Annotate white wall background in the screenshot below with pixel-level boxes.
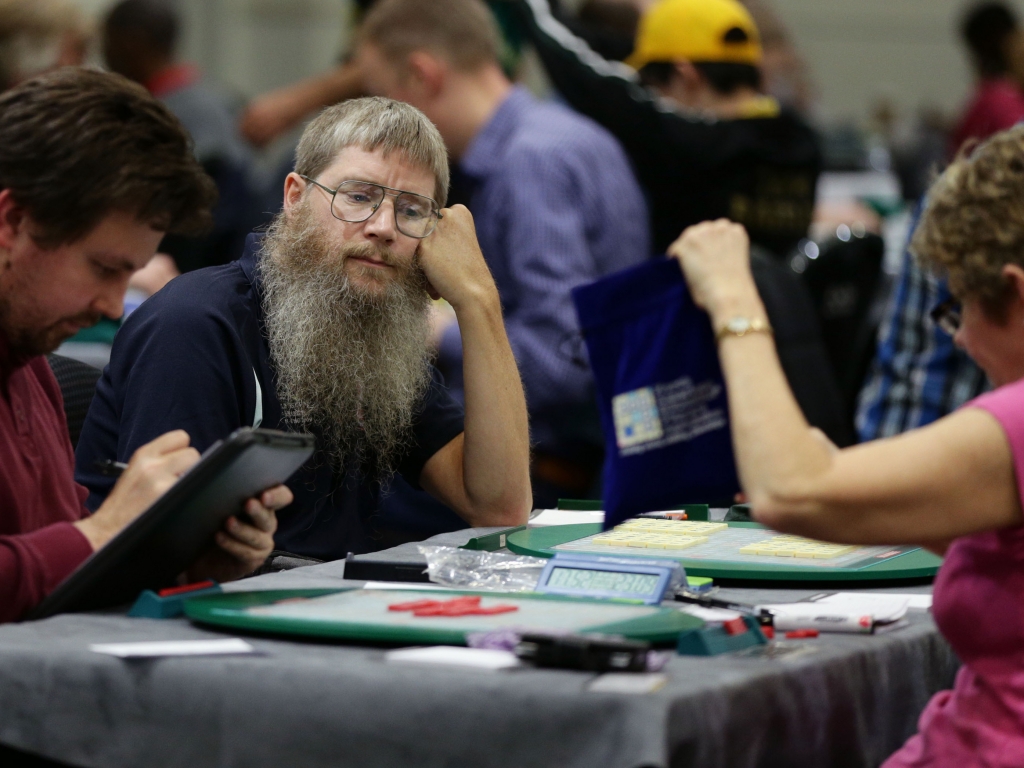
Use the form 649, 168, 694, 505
70, 0, 1024, 127
772, 0, 1024, 125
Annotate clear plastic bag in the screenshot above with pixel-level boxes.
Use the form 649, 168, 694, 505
417, 545, 547, 592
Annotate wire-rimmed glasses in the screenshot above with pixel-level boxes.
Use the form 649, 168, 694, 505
300, 175, 442, 239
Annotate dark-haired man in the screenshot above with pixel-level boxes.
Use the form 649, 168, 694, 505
76, 97, 532, 560
514, 0, 818, 258
0, 67, 292, 622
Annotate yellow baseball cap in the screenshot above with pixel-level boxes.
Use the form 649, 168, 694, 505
626, 0, 762, 70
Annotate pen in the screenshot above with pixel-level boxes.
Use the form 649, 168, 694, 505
673, 590, 769, 618
93, 459, 129, 478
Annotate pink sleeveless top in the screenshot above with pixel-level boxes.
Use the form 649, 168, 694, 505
883, 379, 1024, 767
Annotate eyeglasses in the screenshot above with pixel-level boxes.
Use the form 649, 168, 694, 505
930, 297, 962, 336
300, 176, 442, 239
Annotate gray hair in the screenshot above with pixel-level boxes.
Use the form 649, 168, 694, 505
294, 96, 450, 207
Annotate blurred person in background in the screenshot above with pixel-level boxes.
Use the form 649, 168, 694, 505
856, 199, 989, 441
104, 0, 256, 276
238, 0, 526, 152
950, 2, 1024, 157
0, 0, 89, 91
855, 3, 1024, 441
357, 0, 650, 506
513, 0, 850, 447
560, 0, 813, 111
513, 0, 819, 257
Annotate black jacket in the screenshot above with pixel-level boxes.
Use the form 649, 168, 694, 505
514, 0, 821, 257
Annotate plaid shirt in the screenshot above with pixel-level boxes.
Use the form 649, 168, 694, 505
855, 210, 988, 440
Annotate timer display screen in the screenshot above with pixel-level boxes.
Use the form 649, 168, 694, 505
546, 567, 662, 596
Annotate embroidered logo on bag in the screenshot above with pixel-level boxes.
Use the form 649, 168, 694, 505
613, 387, 664, 449
613, 378, 727, 457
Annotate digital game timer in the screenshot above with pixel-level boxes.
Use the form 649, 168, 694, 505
536, 552, 685, 605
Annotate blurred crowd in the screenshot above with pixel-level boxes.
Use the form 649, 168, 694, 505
1, 0, 1021, 510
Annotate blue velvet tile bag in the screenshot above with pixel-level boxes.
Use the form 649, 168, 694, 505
572, 257, 739, 529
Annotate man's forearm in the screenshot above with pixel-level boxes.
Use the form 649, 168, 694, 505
456, 293, 532, 524
290, 64, 364, 113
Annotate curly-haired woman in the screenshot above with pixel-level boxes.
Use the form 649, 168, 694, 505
670, 126, 1024, 766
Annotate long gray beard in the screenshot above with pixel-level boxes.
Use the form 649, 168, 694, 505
259, 204, 433, 478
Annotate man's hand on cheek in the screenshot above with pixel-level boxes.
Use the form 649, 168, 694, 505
416, 205, 500, 312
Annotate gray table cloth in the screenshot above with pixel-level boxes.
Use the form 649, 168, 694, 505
0, 529, 958, 768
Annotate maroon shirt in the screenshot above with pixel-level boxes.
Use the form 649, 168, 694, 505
0, 333, 93, 622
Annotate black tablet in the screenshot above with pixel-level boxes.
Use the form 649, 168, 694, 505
30, 428, 315, 619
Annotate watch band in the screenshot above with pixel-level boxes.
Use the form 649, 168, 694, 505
715, 316, 773, 341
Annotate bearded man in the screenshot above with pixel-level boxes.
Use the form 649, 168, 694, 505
75, 97, 532, 559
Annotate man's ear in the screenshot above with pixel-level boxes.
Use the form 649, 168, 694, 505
406, 51, 446, 99
282, 172, 307, 216
0, 188, 28, 252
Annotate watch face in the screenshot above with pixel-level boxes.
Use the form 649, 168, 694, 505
727, 317, 752, 334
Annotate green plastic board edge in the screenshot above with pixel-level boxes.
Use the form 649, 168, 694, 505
183, 588, 704, 645
460, 525, 527, 551
557, 499, 603, 511
675, 504, 709, 521
506, 524, 942, 583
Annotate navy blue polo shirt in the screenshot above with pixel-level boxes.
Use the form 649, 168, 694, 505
75, 234, 465, 559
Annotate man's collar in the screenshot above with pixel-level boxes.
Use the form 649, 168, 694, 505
0, 327, 30, 390
460, 86, 533, 179
239, 232, 264, 289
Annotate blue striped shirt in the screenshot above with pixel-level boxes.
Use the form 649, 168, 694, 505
856, 208, 988, 440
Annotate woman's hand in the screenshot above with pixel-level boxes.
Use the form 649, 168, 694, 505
667, 219, 760, 321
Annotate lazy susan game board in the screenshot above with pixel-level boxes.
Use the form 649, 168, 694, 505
506, 521, 941, 584
184, 588, 703, 645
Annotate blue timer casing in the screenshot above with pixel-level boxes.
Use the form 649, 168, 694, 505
536, 552, 684, 604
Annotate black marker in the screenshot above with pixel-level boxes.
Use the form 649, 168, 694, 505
92, 459, 129, 478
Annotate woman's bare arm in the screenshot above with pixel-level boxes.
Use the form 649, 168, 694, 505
669, 220, 1022, 545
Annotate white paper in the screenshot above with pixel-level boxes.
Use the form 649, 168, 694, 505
677, 605, 743, 623
385, 646, 521, 670
588, 673, 667, 694
361, 581, 453, 591
808, 593, 911, 621
90, 638, 256, 658
813, 592, 932, 611
529, 509, 605, 527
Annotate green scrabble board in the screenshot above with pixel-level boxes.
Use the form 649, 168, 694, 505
506, 524, 942, 584
184, 588, 704, 645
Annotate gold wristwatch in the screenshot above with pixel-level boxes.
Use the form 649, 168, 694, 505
715, 316, 773, 341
